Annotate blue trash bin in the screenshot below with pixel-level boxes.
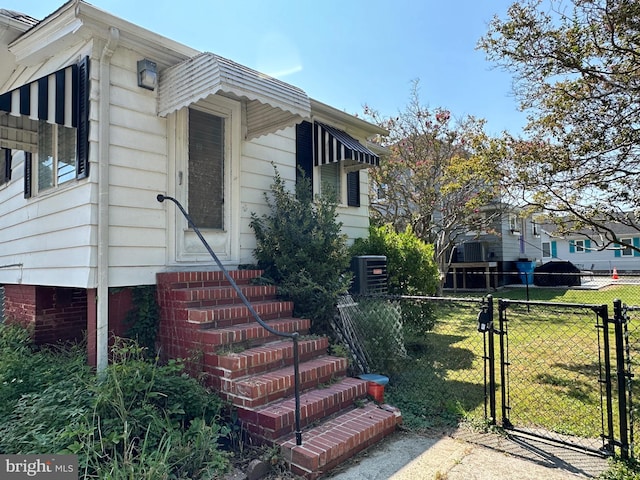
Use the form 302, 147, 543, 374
515, 261, 535, 285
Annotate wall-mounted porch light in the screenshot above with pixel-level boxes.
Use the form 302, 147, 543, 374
137, 59, 157, 90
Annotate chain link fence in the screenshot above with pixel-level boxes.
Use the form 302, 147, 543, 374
334, 294, 490, 429
333, 277, 640, 453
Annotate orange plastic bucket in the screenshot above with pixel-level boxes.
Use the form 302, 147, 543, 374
367, 381, 385, 403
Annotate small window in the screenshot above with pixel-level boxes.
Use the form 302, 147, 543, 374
621, 238, 633, 256
575, 240, 585, 253
542, 242, 551, 258
36, 121, 77, 192
320, 162, 341, 199
508, 214, 520, 234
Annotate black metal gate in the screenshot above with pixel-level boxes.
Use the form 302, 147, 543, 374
482, 297, 633, 458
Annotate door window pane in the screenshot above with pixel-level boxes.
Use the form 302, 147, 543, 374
188, 109, 225, 229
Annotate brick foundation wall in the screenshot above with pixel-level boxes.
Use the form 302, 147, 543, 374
3, 284, 37, 331
34, 287, 88, 344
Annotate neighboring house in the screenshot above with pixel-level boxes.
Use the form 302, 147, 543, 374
540, 225, 640, 274
448, 208, 540, 289
0, 2, 386, 363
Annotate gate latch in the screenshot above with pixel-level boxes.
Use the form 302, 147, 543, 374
477, 306, 492, 332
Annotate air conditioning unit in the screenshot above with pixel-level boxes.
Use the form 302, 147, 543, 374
350, 256, 388, 295
463, 242, 486, 262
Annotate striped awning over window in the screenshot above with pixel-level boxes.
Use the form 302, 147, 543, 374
0, 64, 79, 128
314, 121, 379, 167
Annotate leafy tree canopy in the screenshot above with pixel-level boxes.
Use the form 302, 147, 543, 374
479, 0, 640, 250
365, 81, 506, 290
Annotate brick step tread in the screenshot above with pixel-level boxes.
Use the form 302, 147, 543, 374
210, 337, 329, 378
167, 284, 278, 306
278, 402, 401, 478
222, 356, 348, 408
239, 377, 368, 440
157, 270, 263, 288
187, 300, 294, 326
200, 317, 311, 347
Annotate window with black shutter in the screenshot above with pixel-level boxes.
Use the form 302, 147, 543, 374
1, 148, 10, 185
347, 171, 360, 207
296, 121, 314, 197
12, 57, 90, 198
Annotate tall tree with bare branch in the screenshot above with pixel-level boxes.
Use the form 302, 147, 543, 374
479, 0, 640, 252
366, 81, 505, 292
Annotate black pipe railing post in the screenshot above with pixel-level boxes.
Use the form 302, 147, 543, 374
292, 332, 302, 445
157, 194, 303, 445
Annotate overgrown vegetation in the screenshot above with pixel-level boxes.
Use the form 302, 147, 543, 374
250, 166, 351, 334
345, 225, 440, 371
123, 285, 160, 355
0, 326, 229, 479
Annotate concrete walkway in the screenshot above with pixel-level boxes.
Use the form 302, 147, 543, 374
325, 428, 610, 480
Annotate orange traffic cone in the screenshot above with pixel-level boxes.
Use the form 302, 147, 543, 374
612, 268, 619, 280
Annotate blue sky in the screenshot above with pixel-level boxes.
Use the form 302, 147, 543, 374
5, 0, 525, 136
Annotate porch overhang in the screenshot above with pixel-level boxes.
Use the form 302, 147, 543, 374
158, 52, 311, 140
314, 121, 380, 169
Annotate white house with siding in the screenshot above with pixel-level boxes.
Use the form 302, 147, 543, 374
0, 2, 386, 366
540, 226, 640, 274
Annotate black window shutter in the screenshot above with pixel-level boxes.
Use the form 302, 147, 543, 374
24, 152, 32, 198
4, 148, 11, 182
296, 121, 314, 196
347, 170, 360, 207
76, 56, 90, 180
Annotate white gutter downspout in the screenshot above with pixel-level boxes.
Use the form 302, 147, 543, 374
96, 26, 120, 372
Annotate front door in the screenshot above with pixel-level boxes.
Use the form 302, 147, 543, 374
171, 97, 240, 264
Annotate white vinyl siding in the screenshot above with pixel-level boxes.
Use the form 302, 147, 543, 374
106, 50, 168, 286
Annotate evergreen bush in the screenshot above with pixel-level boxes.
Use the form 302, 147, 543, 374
250, 167, 351, 334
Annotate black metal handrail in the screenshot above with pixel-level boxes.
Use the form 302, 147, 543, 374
157, 194, 303, 445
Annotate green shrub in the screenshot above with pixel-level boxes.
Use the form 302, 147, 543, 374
0, 326, 228, 479
350, 224, 439, 296
350, 225, 439, 333
123, 286, 160, 356
70, 340, 228, 479
250, 167, 351, 334
0, 324, 89, 422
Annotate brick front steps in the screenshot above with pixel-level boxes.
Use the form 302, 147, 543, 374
157, 270, 401, 479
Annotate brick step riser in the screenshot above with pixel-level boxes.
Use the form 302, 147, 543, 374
280, 403, 401, 479
200, 318, 311, 347
157, 270, 264, 289
220, 357, 348, 409
209, 338, 329, 379
239, 379, 368, 441
187, 301, 294, 327
168, 285, 279, 308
